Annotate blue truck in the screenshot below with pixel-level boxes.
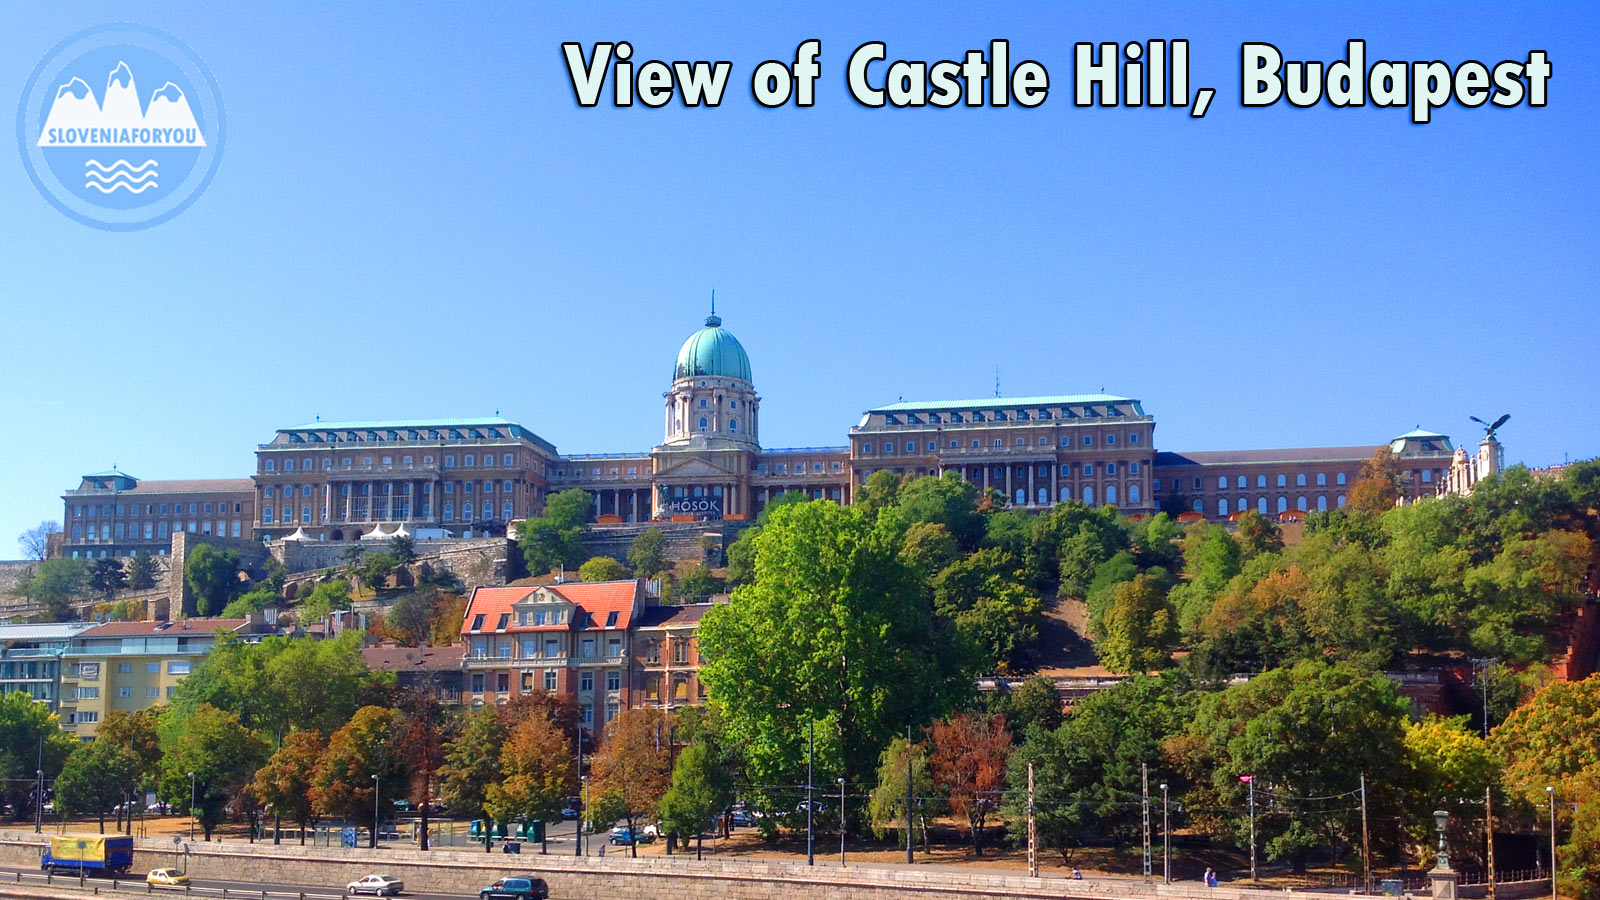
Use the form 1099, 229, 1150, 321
41, 835, 135, 876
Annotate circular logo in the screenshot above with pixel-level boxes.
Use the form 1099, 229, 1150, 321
16, 24, 225, 231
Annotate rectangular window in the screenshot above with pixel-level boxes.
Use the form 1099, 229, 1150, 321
606, 670, 621, 692
78, 687, 99, 699
1129, 433, 1140, 444
118, 687, 131, 698
580, 672, 594, 691
146, 688, 159, 699
79, 711, 97, 724
1130, 462, 1140, 474
145, 662, 159, 674
1083, 435, 1093, 446
544, 670, 557, 691
167, 661, 191, 675
117, 663, 132, 674
471, 674, 485, 693
581, 704, 594, 725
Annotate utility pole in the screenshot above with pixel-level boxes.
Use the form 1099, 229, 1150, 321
1485, 786, 1497, 900
1142, 763, 1152, 880
1027, 762, 1038, 878
904, 725, 914, 865
1360, 774, 1372, 896
806, 719, 815, 867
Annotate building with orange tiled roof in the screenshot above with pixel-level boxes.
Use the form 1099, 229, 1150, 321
460, 579, 646, 729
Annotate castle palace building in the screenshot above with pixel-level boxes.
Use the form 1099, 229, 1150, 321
62, 311, 1466, 550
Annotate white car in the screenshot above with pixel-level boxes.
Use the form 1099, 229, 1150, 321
347, 874, 404, 896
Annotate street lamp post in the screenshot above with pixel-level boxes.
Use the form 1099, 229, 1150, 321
837, 778, 846, 867
1160, 783, 1170, 884
580, 775, 590, 857
1547, 786, 1557, 900
187, 772, 196, 841
34, 769, 43, 834
371, 774, 380, 849
806, 720, 815, 867
1435, 810, 1451, 871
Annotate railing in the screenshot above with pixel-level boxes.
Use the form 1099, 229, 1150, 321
5, 868, 344, 899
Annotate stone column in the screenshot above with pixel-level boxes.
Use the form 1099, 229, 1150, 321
982, 466, 990, 491
1004, 465, 1012, 501
1027, 464, 1035, 506
1050, 460, 1058, 503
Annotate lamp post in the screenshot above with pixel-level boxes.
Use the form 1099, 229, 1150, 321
806, 719, 815, 867
371, 774, 380, 849
1160, 783, 1170, 884
1547, 786, 1557, 900
34, 769, 42, 834
837, 778, 846, 867
187, 772, 196, 841
580, 775, 590, 857
1427, 808, 1460, 900
1434, 810, 1451, 871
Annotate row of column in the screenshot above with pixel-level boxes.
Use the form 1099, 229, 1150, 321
592, 488, 653, 522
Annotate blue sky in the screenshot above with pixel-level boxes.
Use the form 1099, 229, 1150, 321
2, 2, 1596, 555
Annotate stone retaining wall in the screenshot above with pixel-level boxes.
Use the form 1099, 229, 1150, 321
0, 830, 1470, 900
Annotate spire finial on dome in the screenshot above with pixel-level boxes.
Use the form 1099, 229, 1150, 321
711, 289, 715, 316
705, 290, 721, 327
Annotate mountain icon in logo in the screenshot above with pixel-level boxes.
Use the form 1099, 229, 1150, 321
38, 60, 205, 147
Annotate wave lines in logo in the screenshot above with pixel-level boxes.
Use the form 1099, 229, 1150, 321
83, 157, 157, 192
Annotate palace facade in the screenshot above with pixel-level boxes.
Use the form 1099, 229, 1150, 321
60, 310, 1463, 549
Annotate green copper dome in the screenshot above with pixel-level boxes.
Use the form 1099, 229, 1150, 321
674, 314, 752, 383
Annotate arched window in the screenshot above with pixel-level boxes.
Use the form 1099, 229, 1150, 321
1337, 472, 1347, 485
1260, 475, 1270, 488
1037, 488, 1048, 505
1296, 473, 1307, 487
1258, 497, 1268, 514
1218, 476, 1227, 489
1276, 496, 1287, 513
729, 418, 739, 433
1219, 498, 1229, 516
1060, 487, 1072, 502
1317, 495, 1328, 511
1014, 489, 1025, 505
1084, 486, 1095, 506
1275, 474, 1285, 487
1192, 499, 1204, 513
1297, 495, 1307, 511
1237, 475, 1247, 489
1337, 494, 1347, 508
503, 500, 513, 519
463, 502, 473, 520
698, 417, 708, 431
1106, 485, 1118, 506
1128, 484, 1141, 503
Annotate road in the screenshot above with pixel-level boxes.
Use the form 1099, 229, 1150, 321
0, 864, 476, 900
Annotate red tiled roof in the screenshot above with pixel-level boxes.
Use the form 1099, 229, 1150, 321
459, 580, 640, 636
82, 618, 249, 637
362, 644, 464, 672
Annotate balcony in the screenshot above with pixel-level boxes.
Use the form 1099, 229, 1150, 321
322, 463, 443, 479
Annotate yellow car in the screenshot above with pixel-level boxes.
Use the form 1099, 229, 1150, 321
146, 868, 190, 886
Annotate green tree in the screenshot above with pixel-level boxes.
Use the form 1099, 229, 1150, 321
899, 522, 961, 578
1170, 661, 1410, 873
897, 473, 986, 550
169, 630, 378, 740
1234, 509, 1285, 559
1005, 674, 1192, 862
0, 690, 78, 817
311, 706, 411, 846
98, 708, 162, 786
990, 675, 1064, 737
724, 526, 759, 588
10, 558, 87, 621
578, 556, 629, 582
157, 703, 270, 840
221, 585, 280, 618
437, 706, 507, 849
358, 553, 399, 591
676, 563, 720, 602
1097, 573, 1178, 673
252, 730, 326, 844
867, 735, 936, 844
300, 579, 353, 625
518, 489, 591, 576
698, 500, 969, 813
1402, 717, 1499, 867
627, 529, 671, 580
855, 470, 906, 523
55, 739, 138, 832
382, 587, 440, 647
658, 742, 734, 854
1348, 448, 1407, 514
88, 557, 126, 598
183, 543, 242, 617
930, 548, 1043, 673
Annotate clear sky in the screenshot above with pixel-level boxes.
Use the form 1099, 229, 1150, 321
3, 2, 1596, 555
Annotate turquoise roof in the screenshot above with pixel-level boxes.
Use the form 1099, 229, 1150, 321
675, 315, 752, 383
871, 394, 1138, 413
281, 417, 522, 432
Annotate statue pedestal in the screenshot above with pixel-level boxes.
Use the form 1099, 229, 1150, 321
1428, 868, 1458, 900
